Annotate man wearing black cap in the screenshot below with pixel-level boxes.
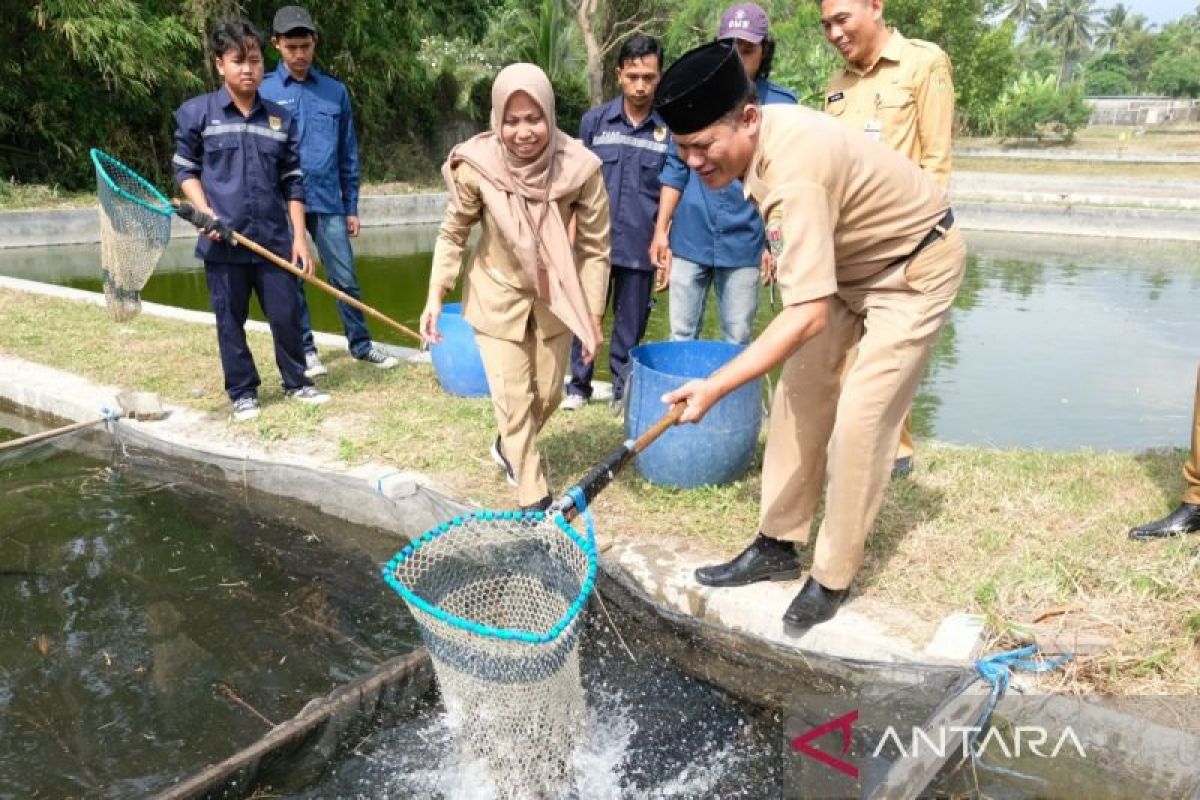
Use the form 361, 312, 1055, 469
655, 40, 965, 632
261, 5, 399, 379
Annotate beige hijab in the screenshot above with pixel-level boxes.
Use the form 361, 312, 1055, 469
441, 63, 601, 352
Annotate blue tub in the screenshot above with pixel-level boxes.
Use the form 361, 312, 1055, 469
624, 340, 762, 488
430, 303, 490, 397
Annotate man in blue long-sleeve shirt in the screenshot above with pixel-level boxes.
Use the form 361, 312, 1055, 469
173, 18, 329, 421
260, 5, 398, 378
563, 35, 670, 411
651, 3, 797, 346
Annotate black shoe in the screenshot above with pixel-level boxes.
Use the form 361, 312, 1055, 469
1129, 502, 1200, 541
783, 576, 849, 634
694, 533, 801, 588
891, 456, 913, 479
520, 495, 552, 513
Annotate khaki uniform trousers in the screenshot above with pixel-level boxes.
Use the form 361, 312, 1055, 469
760, 228, 966, 590
475, 316, 572, 506
1183, 366, 1200, 505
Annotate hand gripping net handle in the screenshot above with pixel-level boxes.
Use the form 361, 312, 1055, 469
552, 401, 686, 520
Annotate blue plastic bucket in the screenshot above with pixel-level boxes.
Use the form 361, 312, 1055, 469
624, 340, 762, 488
430, 303, 490, 397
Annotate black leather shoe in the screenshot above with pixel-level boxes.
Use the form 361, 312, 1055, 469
783, 576, 849, 634
891, 456, 914, 479
1129, 502, 1200, 540
695, 534, 801, 587
520, 495, 552, 513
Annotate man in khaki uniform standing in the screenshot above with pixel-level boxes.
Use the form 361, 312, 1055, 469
654, 40, 965, 631
820, 0, 954, 478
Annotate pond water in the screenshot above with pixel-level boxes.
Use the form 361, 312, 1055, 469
0, 418, 418, 798
1, 228, 1197, 451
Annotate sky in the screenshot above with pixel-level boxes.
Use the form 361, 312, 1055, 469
1117, 0, 1196, 26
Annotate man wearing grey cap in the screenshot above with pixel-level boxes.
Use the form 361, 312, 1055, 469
654, 40, 965, 632
650, 3, 796, 348
260, 5, 399, 378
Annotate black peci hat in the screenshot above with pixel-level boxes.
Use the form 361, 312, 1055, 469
654, 40, 751, 135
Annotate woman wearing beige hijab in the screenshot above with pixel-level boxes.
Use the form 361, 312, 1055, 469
421, 63, 612, 510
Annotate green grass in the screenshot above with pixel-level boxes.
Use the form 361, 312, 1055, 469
1, 288, 1198, 695
0, 180, 95, 211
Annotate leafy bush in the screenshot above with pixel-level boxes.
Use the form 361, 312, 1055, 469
990, 72, 1092, 142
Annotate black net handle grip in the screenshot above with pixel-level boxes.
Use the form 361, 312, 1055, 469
555, 402, 686, 521
172, 200, 235, 245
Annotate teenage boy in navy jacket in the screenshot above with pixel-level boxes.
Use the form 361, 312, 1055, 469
173, 18, 330, 421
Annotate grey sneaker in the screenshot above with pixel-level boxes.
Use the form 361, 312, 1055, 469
356, 346, 399, 370
561, 393, 587, 411
231, 396, 260, 421
304, 351, 328, 378
285, 385, 331, 405
490, 435, 517, 487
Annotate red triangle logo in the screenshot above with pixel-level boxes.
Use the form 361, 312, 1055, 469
791, 709, 860, 779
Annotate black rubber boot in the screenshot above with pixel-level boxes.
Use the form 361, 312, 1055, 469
695, 533, 802, 588
783, 576, 849, 634
1129, 502, 1200, 540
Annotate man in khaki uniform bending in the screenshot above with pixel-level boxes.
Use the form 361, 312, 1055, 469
821, 0, 954, 478
654, 40, 965, 631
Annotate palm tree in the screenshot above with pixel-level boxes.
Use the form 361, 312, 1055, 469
1036, 0, 1099, 83
1095, 3, 1149, 50
1004, 0, 1045, 30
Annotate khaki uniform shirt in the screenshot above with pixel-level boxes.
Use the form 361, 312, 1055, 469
824, 30, 953, 188
743, 105, 950, 306
430, 162, 611, 342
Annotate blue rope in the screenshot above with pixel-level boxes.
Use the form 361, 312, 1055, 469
969, 645, 1073, 750
565, 486, 596, 547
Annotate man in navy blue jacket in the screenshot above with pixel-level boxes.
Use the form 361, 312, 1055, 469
260, 5, 398, 378
564, 35, 670, 411
173, 18, 329, 421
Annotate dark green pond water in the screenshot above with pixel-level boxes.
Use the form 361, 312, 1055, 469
0, 417, 418, 798
2, 227, 1198, 451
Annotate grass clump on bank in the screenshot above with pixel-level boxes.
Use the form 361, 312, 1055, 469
0, 288, 1197, 695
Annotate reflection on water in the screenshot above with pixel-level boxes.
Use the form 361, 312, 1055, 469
1, 228, 1197, 451
0, 428, 417, 798
917, 232, 1200, 451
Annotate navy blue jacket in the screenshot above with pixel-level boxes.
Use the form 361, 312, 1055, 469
579, 98, 670, 271
172, 87, 305, 264
260, 63, 360, 217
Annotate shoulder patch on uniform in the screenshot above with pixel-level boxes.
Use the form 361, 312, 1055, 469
766, 209, 785, 258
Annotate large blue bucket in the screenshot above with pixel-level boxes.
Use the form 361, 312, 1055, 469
430, 303, 490, 397
624, 341, 762, 488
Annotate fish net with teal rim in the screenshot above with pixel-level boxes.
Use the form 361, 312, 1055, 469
89, 149, 174, 322
383, 505, 597, 798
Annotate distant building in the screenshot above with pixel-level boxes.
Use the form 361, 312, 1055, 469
1087, 96, 1200, 126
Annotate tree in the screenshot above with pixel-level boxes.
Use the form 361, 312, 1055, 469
1095, 3, 1148, 51
1147, 50, 1200, 97
1003, 0, 1044, 30
563, 0, 668, 106
1035, 0, 1098, 84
